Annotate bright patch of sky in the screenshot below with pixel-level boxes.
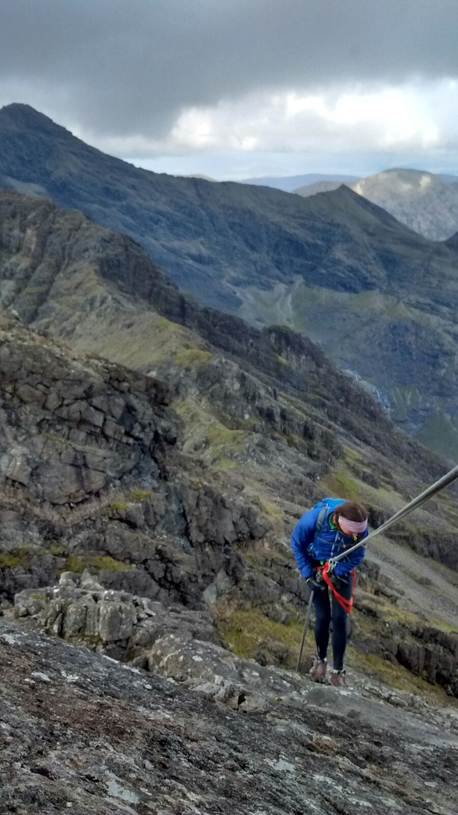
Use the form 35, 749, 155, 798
110, 79, 458, 179
0, 0, 457, 180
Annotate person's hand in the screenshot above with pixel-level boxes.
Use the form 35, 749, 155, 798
306, 574, 325, 592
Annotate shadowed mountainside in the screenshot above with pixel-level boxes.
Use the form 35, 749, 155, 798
0, 105, 457, 458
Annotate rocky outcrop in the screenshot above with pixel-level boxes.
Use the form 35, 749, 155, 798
12, 573, 307, 711
11, 573, 458, 698
0, 312, 269, 606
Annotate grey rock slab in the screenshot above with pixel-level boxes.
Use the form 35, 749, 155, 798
1, 619, 457, 815
98, 601, 137, 642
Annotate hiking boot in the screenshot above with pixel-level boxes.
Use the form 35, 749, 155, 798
309, 657, 327, 682
330, 669, 346, 688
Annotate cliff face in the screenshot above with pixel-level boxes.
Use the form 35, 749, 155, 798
0, 310, 270, 610
0, 105, 458, 456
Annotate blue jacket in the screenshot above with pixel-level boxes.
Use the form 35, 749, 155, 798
291, 497, 368, 579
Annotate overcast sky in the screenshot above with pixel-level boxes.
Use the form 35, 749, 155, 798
1, 0, 458, 179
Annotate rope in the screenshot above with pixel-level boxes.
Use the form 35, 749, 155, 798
328, 463, 458, 572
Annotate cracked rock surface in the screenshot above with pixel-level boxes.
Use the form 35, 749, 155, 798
1, 619, 457, 815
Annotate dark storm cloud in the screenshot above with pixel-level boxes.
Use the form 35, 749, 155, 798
0, 0, 457, 138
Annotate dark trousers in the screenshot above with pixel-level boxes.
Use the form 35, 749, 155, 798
312, 576, 353, 671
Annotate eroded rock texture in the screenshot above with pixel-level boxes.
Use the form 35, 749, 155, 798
1, 619, 457, 815
0, 312, 268, 607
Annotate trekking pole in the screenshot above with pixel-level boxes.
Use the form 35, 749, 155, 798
296, 589, 314, 672
329, 463, 458, 571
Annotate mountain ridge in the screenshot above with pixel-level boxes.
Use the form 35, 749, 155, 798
241, 172, 359, 192
295, 167, 458, 241
0, 104, 457, 457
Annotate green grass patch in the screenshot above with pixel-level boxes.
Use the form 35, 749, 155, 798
343, 445, 364, 463
64, 554, 130, 573
217, 606, 302, 662
89, 555, 131, 571
321, 465, 361, 501
127, 488, 152, 502
218, 459, 240, 470
174, 348, 213, 367
414, 410, 458, 461
207, 426, 246, 448
48, 542, 65, 556
348, 648, 455, 705
260, 500, 283, 521
372, 601, 424, 628
430, 616, 458, 634
155, 316, 175, 331
275, 353, 290, 367
0, 552, 26, 569
103, 500, 128, 513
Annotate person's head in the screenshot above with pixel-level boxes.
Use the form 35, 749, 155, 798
333, 501, 368, 536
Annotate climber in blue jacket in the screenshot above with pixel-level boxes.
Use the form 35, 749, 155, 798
291, 497, 369, 687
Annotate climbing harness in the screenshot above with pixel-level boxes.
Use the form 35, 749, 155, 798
297, 463, 458, 672
319, 562, 356, 614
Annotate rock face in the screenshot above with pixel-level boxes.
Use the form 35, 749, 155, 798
0, 197, 457, 700
0, 212, 457, 707
0, 311, 268, 607
1, 618, 458, 815
0, 196, 457, 570
0, 200, 458, 699
0, 105, 458, 454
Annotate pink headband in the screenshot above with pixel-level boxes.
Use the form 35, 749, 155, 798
338, 517, 368, 535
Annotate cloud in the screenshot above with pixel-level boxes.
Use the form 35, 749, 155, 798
81, 79, 458, 166
0, 0, 457, 142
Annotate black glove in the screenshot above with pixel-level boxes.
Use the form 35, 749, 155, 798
306, 574, 325, 592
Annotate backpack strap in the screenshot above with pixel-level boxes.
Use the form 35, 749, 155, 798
307, 505, 328, 556
315, 505, 328, 534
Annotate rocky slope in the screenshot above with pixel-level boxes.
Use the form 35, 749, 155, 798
0, 308, 270, 611
295, 168, 458, 241
10, 571, 458, 700
1, 617, 457, 815
0, 106, 457, 457
1, 195, 458, 700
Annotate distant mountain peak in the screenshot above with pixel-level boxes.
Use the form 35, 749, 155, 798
0, 103, 70, 135
1, 102, 49, 120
